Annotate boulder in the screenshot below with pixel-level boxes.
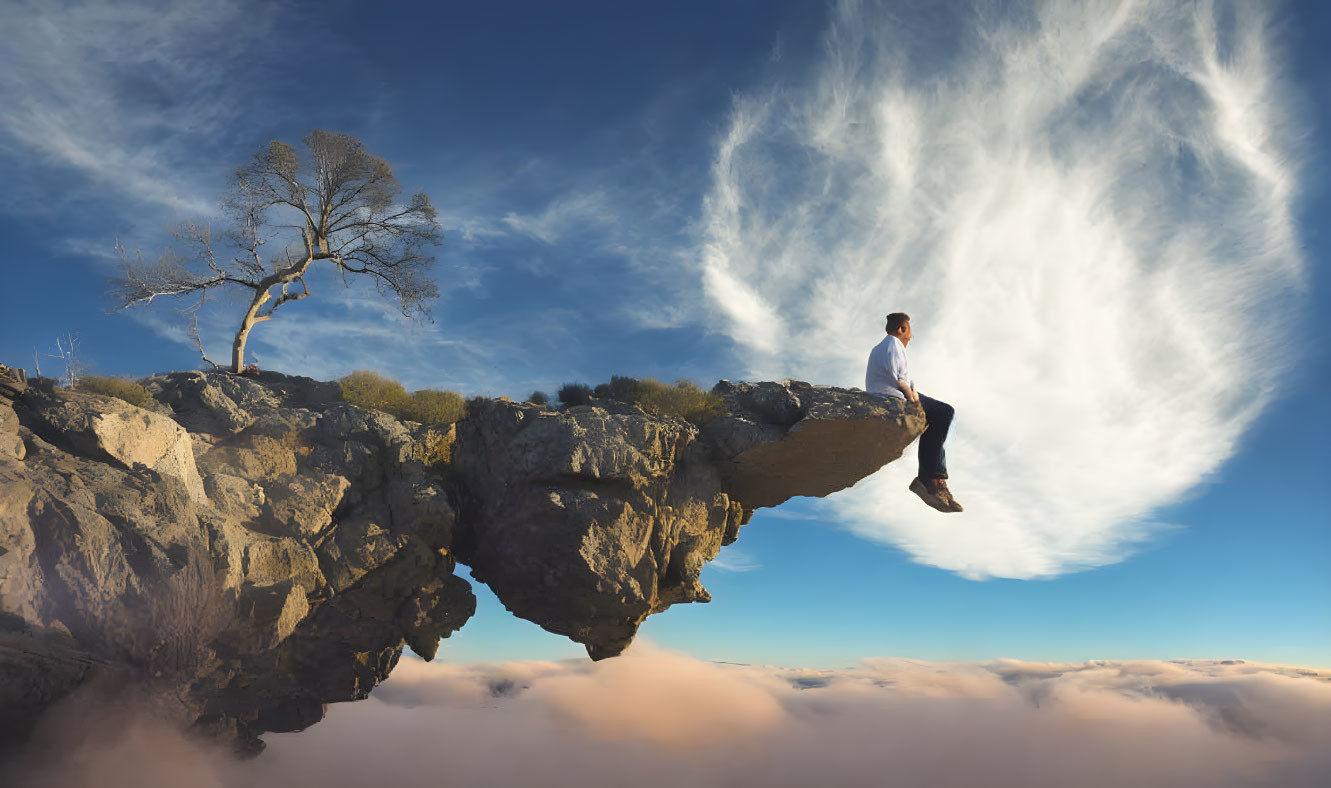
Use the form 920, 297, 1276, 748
0, 364, 25, 404
452, 400, 723, 659
0, 404, 22, 460
18, 389, 207, 504
221, 580, 310, 654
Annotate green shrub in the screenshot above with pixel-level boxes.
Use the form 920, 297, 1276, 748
528, 390, 549, 406
593, 375, 640, 401
558, 382, 593, 407
78, 376, 155, 409
340, 370, 410, 413
339, 371, 466, 425
631, 378, 724, 424
401, 388, 466, 425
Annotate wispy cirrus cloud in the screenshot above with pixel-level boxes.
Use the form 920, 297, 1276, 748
699, 0, 1306, 578
502, 190, 616, 245
493, 175, 710, 335
708, 548, 762, 573
0, 0, 275, 217
10, 648, 1330, 787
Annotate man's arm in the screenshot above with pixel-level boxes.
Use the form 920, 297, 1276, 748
887, 343, 919, 403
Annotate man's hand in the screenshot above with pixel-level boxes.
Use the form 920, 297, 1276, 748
899, 380, 920, 404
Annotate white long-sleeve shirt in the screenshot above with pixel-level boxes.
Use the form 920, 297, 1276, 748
865, 334, 912, 399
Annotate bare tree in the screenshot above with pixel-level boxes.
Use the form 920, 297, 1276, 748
114, 130, 442, 372
44, 332, 83, 389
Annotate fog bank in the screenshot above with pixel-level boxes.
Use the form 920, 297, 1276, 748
8, 646, 1328, 787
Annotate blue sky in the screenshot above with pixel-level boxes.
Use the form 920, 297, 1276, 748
0, 0, 1326, 668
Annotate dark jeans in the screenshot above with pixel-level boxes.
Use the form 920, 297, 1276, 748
917, 394, 953, 480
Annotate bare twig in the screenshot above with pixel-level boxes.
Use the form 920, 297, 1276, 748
45, 333, 82, 388
179, 292, 222, 370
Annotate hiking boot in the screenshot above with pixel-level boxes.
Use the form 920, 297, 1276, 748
909, 477, 963, 513
931, 478, 964, 512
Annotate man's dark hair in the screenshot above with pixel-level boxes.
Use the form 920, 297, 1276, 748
885, 312, 911, 334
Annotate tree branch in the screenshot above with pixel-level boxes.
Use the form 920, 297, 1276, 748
261, 276, 311, 318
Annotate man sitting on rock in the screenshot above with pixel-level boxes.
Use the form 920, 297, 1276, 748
865, 312, 962, 513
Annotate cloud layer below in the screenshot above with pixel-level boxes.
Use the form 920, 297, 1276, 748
8, 647, 1330, 787
699, 0, 1306, 578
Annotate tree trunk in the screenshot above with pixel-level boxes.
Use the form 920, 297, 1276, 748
231, 288, 273, 373
230, 329, 249, 374
229, 255, 316, 373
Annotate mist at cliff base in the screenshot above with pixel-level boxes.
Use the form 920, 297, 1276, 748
6, 646, 1329, 788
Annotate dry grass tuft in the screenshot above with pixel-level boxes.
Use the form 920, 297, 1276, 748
339, 371, 466, 425
564, 375, 723, 424
411, 427, 453, 467
630, 378, 724, 424
78, 376, 155, 409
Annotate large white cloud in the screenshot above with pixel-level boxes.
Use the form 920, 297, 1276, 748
699, 0, 1306, 578
8, 648, 1329, 787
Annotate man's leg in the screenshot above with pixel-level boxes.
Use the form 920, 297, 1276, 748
909, 394, 962, 512
917, 394, 954, 480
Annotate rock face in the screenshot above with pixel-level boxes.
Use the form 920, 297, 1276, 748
0, 371, 922, 754
0, 365, 26, 461
453, 380, 922, 660
706, 380, 923, 508
1, 372, 472, 755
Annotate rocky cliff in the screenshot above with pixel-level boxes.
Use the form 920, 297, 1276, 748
0, 369, 922, 754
